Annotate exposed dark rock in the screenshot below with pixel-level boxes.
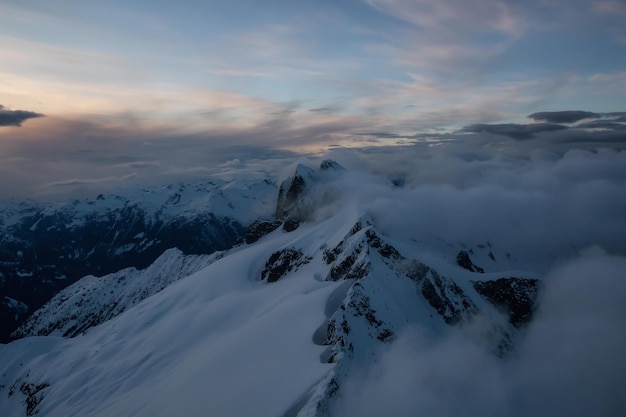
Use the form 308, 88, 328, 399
0, 205, 245, 342
282, 218, 300, 232
245, 220, 282, 244
20, 382, 50, 416
365, 230, 400, 260
275, 169, 310, 220
319, 159, 344, 172
261, 248, 311, 283
473, 278, 540, 327
421, 270, 477, 325
328, 252, 371, 281
377, 329, 394, 342
406, 260, 430, 282
456, 250, 485, 273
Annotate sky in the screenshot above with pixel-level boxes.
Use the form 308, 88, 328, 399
0, 0, 625, 199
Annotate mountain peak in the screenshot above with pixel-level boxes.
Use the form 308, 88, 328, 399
320, 159, 345, 172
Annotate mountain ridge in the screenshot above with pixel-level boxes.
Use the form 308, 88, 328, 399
1, 160, 543, 417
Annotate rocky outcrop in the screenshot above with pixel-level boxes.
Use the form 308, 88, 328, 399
473, 278, 540, 327
420, 270, 478, 325
261, 248, 311, 283
244, 220, 283, 244
275, 160, 345, 221
275, 165, 315, 220
456, 250, 485, 273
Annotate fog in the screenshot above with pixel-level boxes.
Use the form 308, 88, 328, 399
337, 252, 626, 417
304, 145, 626, 273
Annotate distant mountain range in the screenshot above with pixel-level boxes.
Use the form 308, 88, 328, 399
0, 177, 276, 342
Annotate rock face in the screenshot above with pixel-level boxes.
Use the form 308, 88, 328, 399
0, 177, 276, 342
244, 220, 283, 244
275, 160, 345, 222
261, 248, 311, 283
275, 164, 315, 220
473, 278, 540, 327
419, 270, 477, 325
456, 250, 485, 273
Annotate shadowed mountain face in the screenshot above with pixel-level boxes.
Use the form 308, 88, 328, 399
0, 178, 276, 342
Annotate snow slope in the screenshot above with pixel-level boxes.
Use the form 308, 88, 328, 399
11, 248, 221, 339
0, 197, 538, 416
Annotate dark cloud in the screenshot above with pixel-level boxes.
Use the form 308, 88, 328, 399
528, 111, 598, 124
0, 104, 44, 127
577, 121, 626, 131
309, 107, 333, 113
1, 108, 625, 200
460, 123, 568, 140
356, 132, 410, 139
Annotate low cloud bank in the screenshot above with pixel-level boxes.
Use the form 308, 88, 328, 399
336, 252, 626, 417
321, 146, 626, 271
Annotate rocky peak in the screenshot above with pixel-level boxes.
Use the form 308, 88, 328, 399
274, 161, 346, 221
319, 159, 345, 172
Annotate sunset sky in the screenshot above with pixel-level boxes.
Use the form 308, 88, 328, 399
1, 0, 625, 198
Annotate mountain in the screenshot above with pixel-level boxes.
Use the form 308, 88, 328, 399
11, 248, 221, 339
0, 176, 277, 342
0, 160, 545, 416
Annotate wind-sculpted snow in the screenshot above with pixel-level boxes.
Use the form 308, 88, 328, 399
0, 198, 541, 417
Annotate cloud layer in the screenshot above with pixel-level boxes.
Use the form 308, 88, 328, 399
1, 108, 625, 200
336, 252, 626, 417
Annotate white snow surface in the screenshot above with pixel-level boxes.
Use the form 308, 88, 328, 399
3, 156, 622, 417
12, 248, 221, 339
0, 203, 534, 417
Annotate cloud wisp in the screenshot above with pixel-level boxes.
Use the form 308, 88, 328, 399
0, 104, 44, 127
460, 123, 568, 140
527, 111, 598, 124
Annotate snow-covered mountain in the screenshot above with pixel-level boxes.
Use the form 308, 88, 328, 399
0, 176, 277, 342
0, 161, 545, 417
11, 248, 222, 339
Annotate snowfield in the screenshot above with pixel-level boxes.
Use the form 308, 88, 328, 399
1, 155, 625, 417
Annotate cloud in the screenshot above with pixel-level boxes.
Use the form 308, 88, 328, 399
336, 253, 626, 417
0, 104, 44, 126
592, 0, 626, 16
322, 145, 626, 273
603, 112, 626, 122
1, 108, 625, 200
527, 111, 598, 124
41, 173, 138, 188
577, 121, 626, 131
460, 123, 568, 140
366, 0, 526, 39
